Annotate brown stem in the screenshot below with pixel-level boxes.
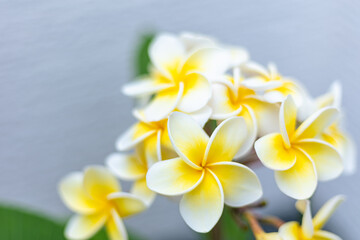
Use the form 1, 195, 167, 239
244, 211, 265, 236
210, 219, 221, 240
258, 216, 285, 229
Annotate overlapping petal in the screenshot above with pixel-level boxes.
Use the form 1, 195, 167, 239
83, 166, 120, 202
205, 117, 248, 165
108, 192, 146, 218
208, 162, 262, 207
122, 77, 172, 97
65, 212, 107, 240
313, 195, 345, 230
179, 170, 224, 233
131, 178, 156, 206
106, 209, 128, 240
116, 122, 156, 151
274, 151, 317, 200
255, 133, 296, 171
106, 153, 146, 181
149, 33, 185, 79
146, 158, 204, 196
168, 112, 209, 168
143, 84, 184, 122
295, 140, 343, 181
293, 107, 339, 140
279, 96, 297, 146
59, 172, 101, 214
177, 72, 211, 113
278, 221, 300, 240
313, 230, 341, 240
301, 200, 314, 238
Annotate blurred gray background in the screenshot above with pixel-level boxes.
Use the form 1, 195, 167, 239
1, 0, 359, 239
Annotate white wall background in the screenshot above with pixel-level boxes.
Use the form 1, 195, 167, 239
0, 0, 359, 239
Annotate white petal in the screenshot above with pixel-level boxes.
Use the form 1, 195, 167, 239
65, 212, 107, 240
209, 83, 242, 120
279, 95, 297, 147
293, 107, 339, 140
313, 195, 345, 230
255, 133, 296, 171
177, 72, 211, 113
295, 140, 343, 181
83, 166, 121, 202
168, 112, 209, 168
278, 221, 300, 240
188, 105, 212, 127
122, 77, 172, 97
242, 61, 269, 77
106, 209, 128, 240
115, 122, 156, 151
131, 178, 156, 206
209, 162, 262, 207
226, 46, 249, 67
180, 170, 224, 233
106, 153, 146, 181
242, 78, 282, 91
235, 105, 257, 158
302, 200, 314, 239
143, 83, 184, 122
149, 33, 185, 79
275, 150, 317, 200
204, 117, 248, 165
263, 90, 286, 103
107, 192, 147, 218
183, 48, 230, 78
146, 158, 204, 196
313, 230, 342, 240
58, 172, 100, 214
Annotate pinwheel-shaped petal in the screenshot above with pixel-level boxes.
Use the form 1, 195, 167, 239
147, 112, 262, 232
255, 96, 343, 199
59, 166, 146, 240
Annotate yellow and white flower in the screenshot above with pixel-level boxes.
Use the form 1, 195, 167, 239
146, 112, 262, 233
298, 82, 356, 175
241, 62, 309, 106
59, 166, 146, 240
122, 33, 230, 122
209, 67, 280, 157
107, 143, 156, 206
179, 32, 249, 67
116, 107, 211, 164
255, 96, 343, 199
279, 195, 344, 240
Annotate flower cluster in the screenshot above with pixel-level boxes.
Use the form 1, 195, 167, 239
59, 32, 355, 239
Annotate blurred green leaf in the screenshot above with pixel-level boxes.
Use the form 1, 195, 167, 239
134, 33, 155, 76
0, 204, 144, 240
200, 206, 251, 240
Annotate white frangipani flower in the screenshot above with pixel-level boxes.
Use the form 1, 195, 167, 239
116, 106, 212, 164
209, 67, 280, 157
59, 166, 146, 240
107, 143, 156, 206
122, 33, 230, 122
241, 61, 310, 106
147, 112, 262, 233
279, 195, 344, 240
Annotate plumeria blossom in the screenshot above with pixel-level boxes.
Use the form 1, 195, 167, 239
209, 67, 279, 156
179, 32, 249, 67
122, 33, 230, 122
279, 195, 344, 240
299, 82, 356, 175
147, 112, 262, 232
116, 107, 211, 164
255, 96, 343, 199
241, 62, 309, 106
59, 166, 146, 240
107, 143, 155, 206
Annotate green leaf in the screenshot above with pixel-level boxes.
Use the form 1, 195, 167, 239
200, 206, 251, 240
134, 33, 155, 76
0, 204, 144, 240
